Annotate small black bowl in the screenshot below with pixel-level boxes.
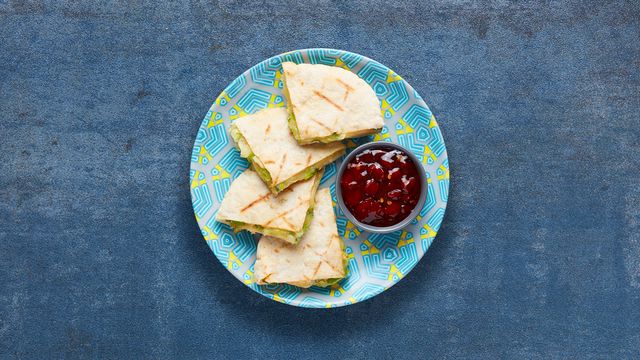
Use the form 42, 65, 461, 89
335, 141, 427, 233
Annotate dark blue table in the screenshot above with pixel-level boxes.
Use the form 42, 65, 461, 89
1, 1, 639, 358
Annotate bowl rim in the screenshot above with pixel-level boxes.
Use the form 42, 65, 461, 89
335, 141, 428, 233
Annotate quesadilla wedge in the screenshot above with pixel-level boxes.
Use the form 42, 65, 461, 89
281, 62, 384, 144
229, 107, 345, 194
254, 187, 347, 288
216, 169, 322, 244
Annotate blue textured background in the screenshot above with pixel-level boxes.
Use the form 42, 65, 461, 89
1, 1, 639, 358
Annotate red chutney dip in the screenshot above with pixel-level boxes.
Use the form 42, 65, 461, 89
340, 146, 421, 227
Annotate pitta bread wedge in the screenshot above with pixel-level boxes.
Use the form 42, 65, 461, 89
254, 188, 347, 288
230, 107, 345, 194
216, 169, 322, 244
282, 62, 383, 144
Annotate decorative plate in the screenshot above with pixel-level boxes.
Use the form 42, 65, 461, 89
190, 49, 449, 308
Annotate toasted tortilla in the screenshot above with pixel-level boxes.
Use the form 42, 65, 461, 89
230, 107, 345, 193
254, 187, 347, 288
216, 169, 322, 244
282, 62, 384, 144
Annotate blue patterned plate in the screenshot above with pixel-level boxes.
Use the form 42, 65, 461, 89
190, 49, 449, 308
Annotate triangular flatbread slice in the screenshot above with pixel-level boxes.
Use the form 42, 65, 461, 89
282, 62, 383, 144
216, 169, 322, 244
230, 107, 344, 194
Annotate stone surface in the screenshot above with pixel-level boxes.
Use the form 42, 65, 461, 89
1, 0, 639, 358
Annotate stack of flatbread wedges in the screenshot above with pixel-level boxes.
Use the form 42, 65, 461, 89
217, 62, 383, 288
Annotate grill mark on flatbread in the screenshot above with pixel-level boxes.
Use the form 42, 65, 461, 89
265, 124, 271, 134
335, 78, 354, 92
312, 261, 322, 277
280, 216, 296, 230
264, 160, 275, 164
305, 154, 312, 167
272, 153, 287, 184
322, 260, 342, 274
240, 192, 271, 212
336, 79, 353, 101
311, 259, 341, 277
308, 116, 333, 133
310, 235, 338, 261
310, 248, 327, 259
313, 90, 344, 112
263, 202, 303, 226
